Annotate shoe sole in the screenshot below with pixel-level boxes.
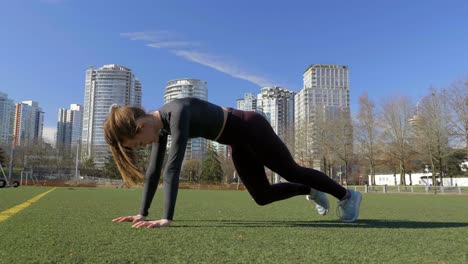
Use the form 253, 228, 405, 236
341, 191, 362, 223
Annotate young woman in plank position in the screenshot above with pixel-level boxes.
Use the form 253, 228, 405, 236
104, 97, 362, 228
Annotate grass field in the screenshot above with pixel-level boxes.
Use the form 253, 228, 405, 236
0, 187, 467, 264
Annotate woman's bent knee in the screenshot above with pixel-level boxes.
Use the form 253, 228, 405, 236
253, 195, 271, 206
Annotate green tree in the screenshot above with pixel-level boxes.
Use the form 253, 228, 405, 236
182, 159, 201, 182
80, 156, 101, 177
0, 147, 6, 166
103, 152, 120, 179
446, 149, 468, 177
136, 145, 151, 172
82, 156, 96, 170
200, 147, 223, 183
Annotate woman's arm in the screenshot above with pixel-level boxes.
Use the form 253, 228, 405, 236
139, 134, 168, 217
161, 113, 189, 221
132, 129, 185, 228
133, 108, 189, 228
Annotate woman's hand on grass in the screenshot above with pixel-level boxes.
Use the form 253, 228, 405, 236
112, 215, 145, 223
132, 219, 172, 228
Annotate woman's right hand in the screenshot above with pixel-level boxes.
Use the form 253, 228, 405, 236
112, 214, 145, 223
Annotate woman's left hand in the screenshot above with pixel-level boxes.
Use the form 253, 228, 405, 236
132, 219, 172, 228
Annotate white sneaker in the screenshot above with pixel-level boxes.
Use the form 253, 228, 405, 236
306, 188, 329, 216
337, 190, 362, 222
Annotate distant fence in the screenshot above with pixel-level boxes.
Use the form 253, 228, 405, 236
19, 179, 123, 188
349, 185, 468, 195
179, 182, 246, 191
11, 177, 246, 190
8, 176, 466, 194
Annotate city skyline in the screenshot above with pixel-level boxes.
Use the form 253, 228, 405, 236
0, 1, 467, 144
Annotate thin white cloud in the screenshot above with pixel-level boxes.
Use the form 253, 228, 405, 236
121, 31, 275, 87
41, 0, 66, 3
172, 50, 273, 87
42, 127, 56, 146
147, 42, 192, 49
120, 31, 181, 43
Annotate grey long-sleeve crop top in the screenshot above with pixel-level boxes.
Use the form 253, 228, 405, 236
139, 97, 225, 220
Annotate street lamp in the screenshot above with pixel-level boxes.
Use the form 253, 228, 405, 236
7, 138, 15, 181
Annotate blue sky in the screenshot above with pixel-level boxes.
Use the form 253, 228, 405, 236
1, 0, 467, 143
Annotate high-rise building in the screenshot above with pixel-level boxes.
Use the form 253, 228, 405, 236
56, 104, 83, 152
13, 100, 44, 146
0, 92, 15, 145
82, 64, 142, 168
236, 93, 257, 111
236, 88, 295, 146
257, 86, 295, 146
164, 79, 208, 160
295, 64, 350, 169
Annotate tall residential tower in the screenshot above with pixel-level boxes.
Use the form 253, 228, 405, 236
13, 101, 44, 146
295, 64, 350, 170
236, 93, 257, 111
0, 92, 15, 145
56, 104, 83, 152
81, 64, 142, 167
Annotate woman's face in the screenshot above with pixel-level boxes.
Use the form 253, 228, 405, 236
122, 118, 157, 148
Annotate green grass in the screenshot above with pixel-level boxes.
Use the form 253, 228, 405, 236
0, 187, 51, 211
1, 187, 467, 264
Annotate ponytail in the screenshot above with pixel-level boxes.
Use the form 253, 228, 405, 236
104, 105, 147, 186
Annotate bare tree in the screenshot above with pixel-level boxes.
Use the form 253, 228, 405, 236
219, 157, 235, 183
313, 106, 337, 177
355, 93, 379, 185
416, 89, 452, 188
381, 96, 414, 186
319, 131, 336, 178
315, 106, 353, 184
330, 108, 354, 185
446, 79, 468, 156
280, 131, 295, 161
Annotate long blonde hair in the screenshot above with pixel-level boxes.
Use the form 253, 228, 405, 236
103, 105, 147, 186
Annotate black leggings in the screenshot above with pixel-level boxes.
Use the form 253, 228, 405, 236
216, 108, 347, 205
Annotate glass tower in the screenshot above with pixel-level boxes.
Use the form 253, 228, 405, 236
0, 92, 15, 145
13, 101, 44, 147
56, 104, 83, 152
82, 64, 142, 168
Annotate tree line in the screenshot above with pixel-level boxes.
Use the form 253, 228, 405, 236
348, 80, 466, 186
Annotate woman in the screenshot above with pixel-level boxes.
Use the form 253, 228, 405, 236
104, 97, 361, 228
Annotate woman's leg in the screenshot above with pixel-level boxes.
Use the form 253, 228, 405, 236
230, 143, 311, 205
243, 111, 348, 200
